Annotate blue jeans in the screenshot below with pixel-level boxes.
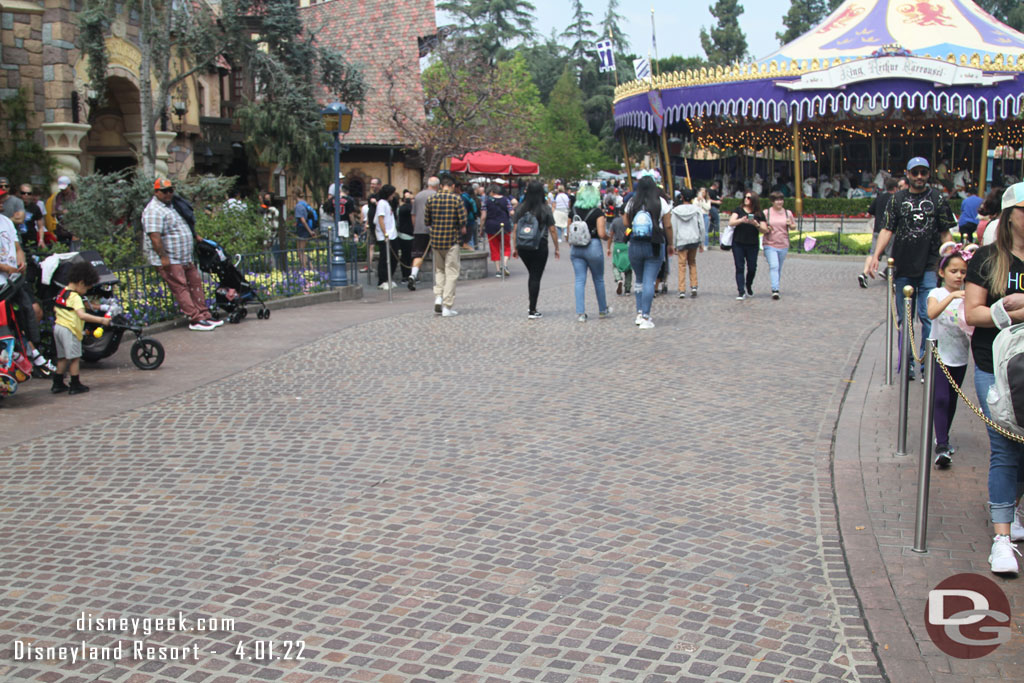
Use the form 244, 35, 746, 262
974, 369, 1024, 524
702, 214, 710, 248
628, 240, 664, 317
763, 246, 788, 291
570, 239, 609, 316
894, 271, 938, 369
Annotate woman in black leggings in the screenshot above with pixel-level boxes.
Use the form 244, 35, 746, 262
512, 181, 559, 318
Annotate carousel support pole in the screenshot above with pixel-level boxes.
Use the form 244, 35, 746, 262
792, 119, 804, 218
660, 125, 675, 197
871, 132, 878, 177
620, 132, 634, 192
950, 134, 956, 177
979, 123, 991, 197
931, 135, 937, 170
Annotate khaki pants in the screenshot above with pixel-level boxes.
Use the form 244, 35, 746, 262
677, 248, 698, 290
432, 244, 460, 307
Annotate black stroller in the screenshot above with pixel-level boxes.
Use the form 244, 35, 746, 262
195, 239, 269, 323
40, 251, 166, 370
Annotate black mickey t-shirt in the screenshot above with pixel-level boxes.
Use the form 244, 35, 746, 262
882, 187, 957, 278
965, 244, 1024, 373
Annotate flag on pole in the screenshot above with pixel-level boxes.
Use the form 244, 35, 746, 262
633, 57, 651, 80
596, 39, 615, 73
651, 8, 659, 66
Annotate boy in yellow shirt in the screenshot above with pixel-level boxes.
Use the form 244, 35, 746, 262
52, 261, 109, 394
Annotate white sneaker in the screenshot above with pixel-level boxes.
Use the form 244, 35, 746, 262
434, 296, 443, 314
441, 306, 459, 317
989, 534, 1021, 574
638, 318, 655, 330
1011, 506, 1024, 542
378, 282, 391, 290
634, 313, 643, 326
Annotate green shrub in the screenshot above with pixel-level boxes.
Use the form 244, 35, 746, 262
195, 202, 271, 255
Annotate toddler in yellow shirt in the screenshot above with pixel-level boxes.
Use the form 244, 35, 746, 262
52, 261, 110, 394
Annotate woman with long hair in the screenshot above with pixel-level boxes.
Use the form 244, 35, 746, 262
624, 176, 673, 329
728, 191, 769, 299
965, 183, 1024, 574
695, 186, 711, 250
569, 183, 610, 321
512, 181, 559, 318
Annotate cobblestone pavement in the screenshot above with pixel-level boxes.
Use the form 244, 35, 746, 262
2, 251, 891, 682
836, 324, 1024, 682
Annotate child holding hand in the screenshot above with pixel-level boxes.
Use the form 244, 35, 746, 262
927, 242, 977, 467
52, 261, 110, 395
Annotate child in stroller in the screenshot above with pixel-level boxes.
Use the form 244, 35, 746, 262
0, 274, 35, 402
194, 238, 269, 323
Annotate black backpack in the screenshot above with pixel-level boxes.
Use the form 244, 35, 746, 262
515, 211, 544, 251
171, 194, 197, 240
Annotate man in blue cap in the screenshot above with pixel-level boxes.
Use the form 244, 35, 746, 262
867, 157, 956, 378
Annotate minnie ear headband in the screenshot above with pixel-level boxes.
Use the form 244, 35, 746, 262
938, 241, 978, 269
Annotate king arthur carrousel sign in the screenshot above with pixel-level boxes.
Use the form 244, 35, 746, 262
777, 55, 1013, 91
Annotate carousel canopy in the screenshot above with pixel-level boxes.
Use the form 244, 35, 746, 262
448, 151, 539, 175
614, 0, 1024, 134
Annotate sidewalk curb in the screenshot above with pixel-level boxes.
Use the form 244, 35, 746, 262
831, 322, 932, 681
141, 285, 363, 335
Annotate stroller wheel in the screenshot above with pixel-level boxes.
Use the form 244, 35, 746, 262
130, 338, 165, 370
256, 309, 265, 319
241, 307, 249, 319
229, 312, 241, 324
263, 309, 271, 320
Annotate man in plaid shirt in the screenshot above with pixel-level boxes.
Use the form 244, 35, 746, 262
142, 179, 222, 331
424, 174, 467, 316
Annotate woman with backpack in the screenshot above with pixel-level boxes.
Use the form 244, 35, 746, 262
512, 181, 559, 319
481, 184, 512, 277
624, 176, 673, 329
568, 183, 610, 322
763, 191, 797, 299
965, 183, 1024, 575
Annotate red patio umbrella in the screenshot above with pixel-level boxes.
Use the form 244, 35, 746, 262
448, 151, 539, 175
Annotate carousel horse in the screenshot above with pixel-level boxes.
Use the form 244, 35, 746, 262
952, 169, 972, 198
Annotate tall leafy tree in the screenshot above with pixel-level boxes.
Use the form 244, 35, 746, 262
437, 0, 537, 63
562, 0, 598, 75
700, 0, 749, 66
536, 69, 609, 182
601, 0, 630, 52
521, 30, 568, 104
977, 0, 1024, 30
777, 0, 830, 44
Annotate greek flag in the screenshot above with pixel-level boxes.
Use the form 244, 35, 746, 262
633, 57, 651, 80
596, 39, 615, 73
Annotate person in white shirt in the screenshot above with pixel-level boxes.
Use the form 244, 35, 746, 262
552, 184, 571, 242
375, 184, 399, 289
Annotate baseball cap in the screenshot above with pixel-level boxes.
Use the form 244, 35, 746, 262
1001, 182, 1024, 211
906, 157, 930, 172
153, 178, 174, 191
57, 175, 71, 189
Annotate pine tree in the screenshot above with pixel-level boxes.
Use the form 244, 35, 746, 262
977, 0, 1024, 30
437, 0, 537, 63
536, 69, 608, 182
563, 0, 598, 75
601, 0, 630, 52
700, 0, 749, 66
777, 0, 829, 44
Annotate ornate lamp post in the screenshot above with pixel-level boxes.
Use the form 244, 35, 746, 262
321, 102, 353, 287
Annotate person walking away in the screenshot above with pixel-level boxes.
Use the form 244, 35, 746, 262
481, 184, 512, 277
695, 187, 711, 250
606, 198, 632, 296
552, 184, 571, 243
763, 191, 796, 299
568, 183, 610, 322
409, 177, 438, 287
964, 183, 1024, 574
51, 260, 110, 395
293, 191, 317, 270
867, 157, 956, 379
927, 243, 974, 468
375, 184, 399, 290
670, 189, 705, 298
959, 186, 983, 244
512, 181, 559, 319
395, 190, 414, 283
460, 183, 480, 250
143, 179, 223, 331
729, 192, 768, 299
424, 175, 467, 317
861, 178, 899, 287
624, 176, 673, 329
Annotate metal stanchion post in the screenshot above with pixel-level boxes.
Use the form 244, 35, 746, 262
896, 285, 914, 456
385, 236, 394, 303
500, 223, 505, 282
912, 341, 937, 553
885, 257, 895, 385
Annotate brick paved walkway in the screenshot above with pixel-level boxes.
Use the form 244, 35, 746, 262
0, 251, 928, 682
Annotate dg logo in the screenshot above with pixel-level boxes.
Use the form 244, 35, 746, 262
925, 573, 1012, 659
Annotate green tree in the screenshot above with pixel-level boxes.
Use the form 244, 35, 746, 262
563, 0, 598, 75
700, 0, 749, 65
0, 89, 55, 187
521, 31, 568, 104
437, 0, 537, 63
777, 0, 830, 44
654, 55, 710, 74
601, 0, 630, 52
536, 69, 609, 182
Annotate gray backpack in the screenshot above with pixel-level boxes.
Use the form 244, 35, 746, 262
567, 212, 592, 246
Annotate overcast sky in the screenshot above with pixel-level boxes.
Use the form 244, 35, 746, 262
438, 1, 789, 63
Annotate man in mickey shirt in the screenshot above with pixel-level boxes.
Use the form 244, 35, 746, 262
867, 157, 956, 378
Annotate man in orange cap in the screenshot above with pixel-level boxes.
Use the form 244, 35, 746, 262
142, 179, 223, 331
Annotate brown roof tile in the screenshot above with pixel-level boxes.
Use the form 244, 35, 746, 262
302, 0, 436, 147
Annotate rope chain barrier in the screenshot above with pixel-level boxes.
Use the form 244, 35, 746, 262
886, 283, 1024, 445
